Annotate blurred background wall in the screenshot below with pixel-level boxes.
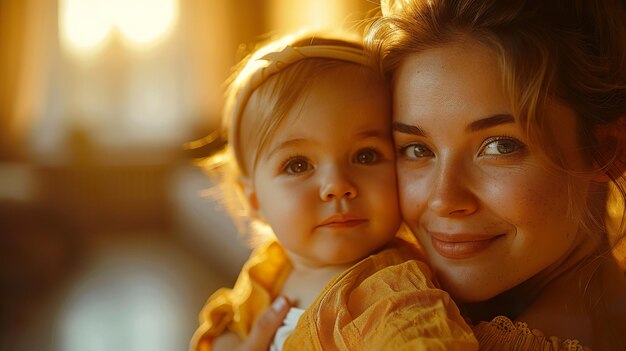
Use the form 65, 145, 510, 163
0, 1, 380, 350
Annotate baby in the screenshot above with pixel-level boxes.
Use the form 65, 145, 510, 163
190, 31, 476, 351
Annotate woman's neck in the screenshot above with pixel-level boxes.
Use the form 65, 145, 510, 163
462, 229, 600, 323
517, 250, 626, 348
464, 231, 626, 348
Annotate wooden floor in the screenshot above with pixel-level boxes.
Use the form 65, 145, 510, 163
0, 163, 249, 351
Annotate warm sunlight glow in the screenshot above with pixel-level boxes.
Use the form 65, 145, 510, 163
60, 0, 112, 52
114, 0, 178, 47
60, 0, 178, 53
269, 0, 350, 35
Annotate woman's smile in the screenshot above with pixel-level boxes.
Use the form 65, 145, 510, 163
428, 231, 505, 259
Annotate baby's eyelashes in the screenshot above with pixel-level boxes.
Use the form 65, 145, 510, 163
281, 157, 313, 175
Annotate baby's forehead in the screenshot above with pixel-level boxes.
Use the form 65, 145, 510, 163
271, 77, 392, 140
293, 64, 389, 102
306, 62, 386, 86
255, 61, 389, 123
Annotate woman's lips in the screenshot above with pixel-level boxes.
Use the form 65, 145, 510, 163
429, 232, 504, 259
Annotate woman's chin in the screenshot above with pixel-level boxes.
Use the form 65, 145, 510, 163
440, 278, 501, 304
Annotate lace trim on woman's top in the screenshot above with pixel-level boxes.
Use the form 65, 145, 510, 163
473, 315, 587, 351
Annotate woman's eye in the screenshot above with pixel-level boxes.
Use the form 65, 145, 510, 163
354, 148, 380, 164
283, 158, 312, 175
400, 143, 434, 159
481, 138, 524, 156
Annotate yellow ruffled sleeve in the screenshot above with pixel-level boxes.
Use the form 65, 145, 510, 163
284, 239, 478, 351
190, 240, 291, 351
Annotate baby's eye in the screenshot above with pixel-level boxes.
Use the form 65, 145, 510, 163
283, 158, 312, 175
481, 138, 524, 156
399, 143, 434, 159
354, 148, 380, 164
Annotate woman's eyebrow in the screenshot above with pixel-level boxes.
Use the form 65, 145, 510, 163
467, 114, 515, 132
392, 122, 426, 136
392, 114, 515, 136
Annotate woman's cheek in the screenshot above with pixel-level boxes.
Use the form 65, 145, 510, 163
397, 171, 429, 225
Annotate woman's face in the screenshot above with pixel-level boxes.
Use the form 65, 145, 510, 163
392, 40, 594, 302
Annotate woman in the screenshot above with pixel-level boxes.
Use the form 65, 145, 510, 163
367, 0, 626, 349
217, 0, 626, 349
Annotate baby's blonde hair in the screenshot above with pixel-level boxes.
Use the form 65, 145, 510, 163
197, 31, 383, 245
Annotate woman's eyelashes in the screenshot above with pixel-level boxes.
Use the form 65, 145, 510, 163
398, 143, 434, 160
397, 136, 527, 160
479, 136, 526, 157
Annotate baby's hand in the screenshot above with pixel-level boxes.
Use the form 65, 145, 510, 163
212, 297, 290, 351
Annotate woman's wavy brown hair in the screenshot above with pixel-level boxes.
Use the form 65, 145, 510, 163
366, 1, 626, 348
368, 0, 626, 247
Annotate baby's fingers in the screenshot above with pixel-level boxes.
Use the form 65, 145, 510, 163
243, 297, 290, 351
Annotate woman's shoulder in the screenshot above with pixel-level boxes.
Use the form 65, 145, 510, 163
472, 316, 591, 351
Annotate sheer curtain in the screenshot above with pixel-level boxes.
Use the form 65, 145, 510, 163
0, 0, 54, 162
0, 2, 382, 351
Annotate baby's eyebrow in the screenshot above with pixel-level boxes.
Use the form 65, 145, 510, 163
266, 138, 307, 158
357, 130, 387, 139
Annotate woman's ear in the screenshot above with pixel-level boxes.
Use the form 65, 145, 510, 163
592, 115, 626, 182
237, 176, 260, 213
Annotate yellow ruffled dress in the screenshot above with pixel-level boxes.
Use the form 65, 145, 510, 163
190, 238, 477, 350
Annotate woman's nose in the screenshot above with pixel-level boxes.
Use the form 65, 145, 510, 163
319, 167, 358, 201
428, 160, 478, 217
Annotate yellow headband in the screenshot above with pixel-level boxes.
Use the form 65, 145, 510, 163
227, 36, 369, 172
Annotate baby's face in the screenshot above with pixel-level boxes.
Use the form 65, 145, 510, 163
249, 67, 400, 267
